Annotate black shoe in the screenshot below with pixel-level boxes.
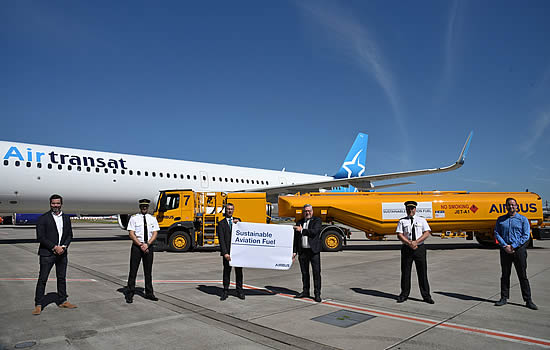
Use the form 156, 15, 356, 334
526, 301, 538, 310
237, 291, 245, 300
220, 291, 228, 301
424, 297, 435, 304
125, 295, 133, 304
494, 298, 507, 306
294, 292, 310, 299
314, 295, 322, 303
145, 294, 159, 301
396, 295, 407, 303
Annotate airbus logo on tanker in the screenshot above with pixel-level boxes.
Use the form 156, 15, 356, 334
489, 202, 537, 214
3, 145, 128, 169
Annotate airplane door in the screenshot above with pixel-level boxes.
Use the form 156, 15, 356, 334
200, 171, 209, 189
278, 177, 287, 185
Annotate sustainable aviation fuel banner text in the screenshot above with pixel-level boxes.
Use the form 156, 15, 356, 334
382, 202, 433, 220
230, 222, 294, 270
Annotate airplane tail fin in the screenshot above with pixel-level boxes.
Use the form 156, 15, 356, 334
333, 133, 368, 179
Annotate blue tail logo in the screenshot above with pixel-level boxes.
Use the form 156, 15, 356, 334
333, 133, 368, 179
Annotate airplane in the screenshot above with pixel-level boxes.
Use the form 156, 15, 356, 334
0, 131, 472, 224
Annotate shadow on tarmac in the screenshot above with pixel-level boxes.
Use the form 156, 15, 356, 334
350, 288, 424, 302
37, 292, 64, 309
196, 285, 276, 297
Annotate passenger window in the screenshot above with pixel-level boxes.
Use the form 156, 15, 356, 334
95, 168, 100, 173
166, 173, 169, 178
137, 171, 141, 176
193, 175, 197, 180
37, 163, 42, 168
15, 161, 20, 166
77, 166, 82, 171
58, 165, 62, 170
26, 162, 31, 167
68, 165, 72, 171
2, 160, 7, 166
121, 169, 125, 175
113, 169, 117, 174
187, 175, 191, 180
104, 168, 108, 173
160, 173, 163, 178
145, 171, 149, 176
86, 167, 91, 172
129, 170, 133, 175
152, 172, 156, 177
48, 164, 53, 169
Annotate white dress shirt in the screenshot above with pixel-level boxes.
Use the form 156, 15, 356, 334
127, 213, 160, 244
52, 211, 63, 245
396, 215, 431, 245
301, 219, 311, 248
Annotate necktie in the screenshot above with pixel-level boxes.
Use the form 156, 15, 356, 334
228, 218, 233, 231
410, 217, 416, 241
143, 214, 148, 244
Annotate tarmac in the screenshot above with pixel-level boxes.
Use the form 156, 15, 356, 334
0, 223, 549, 350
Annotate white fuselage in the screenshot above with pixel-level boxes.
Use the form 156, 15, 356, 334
0, 141, 329, 215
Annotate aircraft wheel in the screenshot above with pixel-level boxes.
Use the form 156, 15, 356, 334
322, 230, 343, 252
169, 231, 192, 252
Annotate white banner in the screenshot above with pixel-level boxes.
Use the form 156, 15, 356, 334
230, 222, 294, 270
382, 202, 433, 220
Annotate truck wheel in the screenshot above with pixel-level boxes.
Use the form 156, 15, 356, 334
322, 230, 343, 252
169, 231, 192, 252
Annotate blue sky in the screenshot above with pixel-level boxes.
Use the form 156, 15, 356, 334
1, 0, 549, 203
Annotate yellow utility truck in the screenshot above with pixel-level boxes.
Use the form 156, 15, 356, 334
279, 191, 544, 251
154, 190, 272, 251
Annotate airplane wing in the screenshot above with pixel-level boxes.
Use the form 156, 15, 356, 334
244, 131, 472, 196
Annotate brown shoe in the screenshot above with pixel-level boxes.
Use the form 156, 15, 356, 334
58, 301, 77, 309
32, 305, 42, 315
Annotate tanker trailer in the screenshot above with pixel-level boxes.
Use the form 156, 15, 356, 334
278, 191, 543, 251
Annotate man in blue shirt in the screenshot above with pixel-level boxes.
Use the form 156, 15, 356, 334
494, 198, 537, 310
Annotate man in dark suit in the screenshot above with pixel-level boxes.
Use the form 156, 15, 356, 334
32, 194, 77, 315
293, 204, 323, 302
218, 202, 244, 301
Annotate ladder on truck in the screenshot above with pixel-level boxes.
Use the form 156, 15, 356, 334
196, 192, 225, 246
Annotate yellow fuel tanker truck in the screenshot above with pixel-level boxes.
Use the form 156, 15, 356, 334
278, 191, 544, 251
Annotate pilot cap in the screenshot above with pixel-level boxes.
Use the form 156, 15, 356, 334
404, 200, 417, 208
139, 199, 151, 206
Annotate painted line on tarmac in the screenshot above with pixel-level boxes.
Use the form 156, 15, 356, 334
241, 282, 550, 349
0, 277, 97, 282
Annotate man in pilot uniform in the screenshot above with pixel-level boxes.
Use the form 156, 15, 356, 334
395, 200, 434, 304
125, 199, 159, 303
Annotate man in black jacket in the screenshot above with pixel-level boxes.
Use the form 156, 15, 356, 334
32, 194, 77, 315
218, 203, 243, 301
293, 204, 323, 302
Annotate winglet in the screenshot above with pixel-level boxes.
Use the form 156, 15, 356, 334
333, 133, 368, 179
457, 131, 473, 165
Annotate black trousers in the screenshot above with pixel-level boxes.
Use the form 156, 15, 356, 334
222, 258, 243, 291
400, 244, 431, 299
500, 243, 532, 301
127, 244, 154, 296
298, 248, 321, 296
35, 253, 68, 306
